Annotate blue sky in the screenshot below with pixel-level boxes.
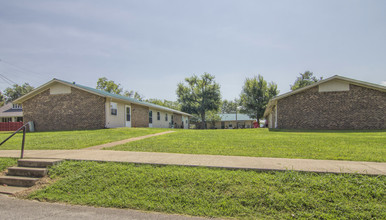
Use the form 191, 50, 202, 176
0, 0, 385, 100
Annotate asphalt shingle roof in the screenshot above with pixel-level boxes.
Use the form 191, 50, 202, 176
55, 79, 191, 116
0, 103, 23, 117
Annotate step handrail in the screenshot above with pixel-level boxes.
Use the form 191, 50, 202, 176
0, 122, 30, 159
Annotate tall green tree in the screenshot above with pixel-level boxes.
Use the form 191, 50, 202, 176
290, 71, 322, 91
176, 73, 221, 129
96, 77, 123, 94
240, 75, 278, 120
4, 83, 34, 103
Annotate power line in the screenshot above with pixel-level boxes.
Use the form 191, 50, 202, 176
0, 73, 17, 86
0, 76, 14, 87
0, 58, 47, 77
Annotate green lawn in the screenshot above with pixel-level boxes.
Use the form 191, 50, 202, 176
29, 161, 386, 219
0, 128, 169, 150
0, 158, 17, 171
110, 129, 386, 162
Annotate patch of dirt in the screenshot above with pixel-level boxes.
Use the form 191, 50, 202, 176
14, 176, 58, 199
0, 169, 7, 176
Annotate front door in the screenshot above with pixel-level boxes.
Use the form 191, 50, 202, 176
125, 105, 131, 127
149, 110, 153, 128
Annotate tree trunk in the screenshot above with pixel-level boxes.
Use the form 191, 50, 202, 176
256, 113, 259, 126
201, 112, 206, 129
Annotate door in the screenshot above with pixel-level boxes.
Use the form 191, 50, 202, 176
149, 110, 153, 128
125, 105, 131, 127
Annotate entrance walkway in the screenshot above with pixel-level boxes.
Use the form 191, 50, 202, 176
1, 150, 385, 175
84, 130, 175, 150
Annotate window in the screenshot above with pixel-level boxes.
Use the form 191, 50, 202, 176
16, 117, 23, 122
126, 107, 131, 122
110, 102, 117, 115
12, 104, 22, 109
157, 112, 160, 120
171, 115, 174, 124
165, 113, 168, 121
2, 117, 12, 122
149, 110, 153, 123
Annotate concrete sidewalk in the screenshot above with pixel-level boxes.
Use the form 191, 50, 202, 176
84, 130, 175, 150
1, 150, 385, 175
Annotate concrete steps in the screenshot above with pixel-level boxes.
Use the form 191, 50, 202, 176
7, 167, 48, 177
0, 176, 40, 187
0, 185, 29, 195
18, 158, 62, 168
0, 158, 63, 195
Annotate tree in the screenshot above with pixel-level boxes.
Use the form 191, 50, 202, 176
221, 99, 240, 114
176, 73, 221, 129
124, 90, 144, 101
4, 83, 34, 103
146, 98, 181, 110
290, 71, 322, 91
206, 110, 221, 129
240, 75, 278, 120
0, 91, 5, 106
96, 77, 123, 94
96, 77, 144, 100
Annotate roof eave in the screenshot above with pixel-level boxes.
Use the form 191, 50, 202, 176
269, 75, 386, 103
262, 75, 386, 118
14, 79, 59, 104
14, 79, 193, 117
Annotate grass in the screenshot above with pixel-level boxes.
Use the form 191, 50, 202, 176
29, 160, 385, 219
0, 128, 169, 150
110, 129, 386, 162
0, 158, 17, 171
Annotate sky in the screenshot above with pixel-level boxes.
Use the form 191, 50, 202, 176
0, 0, 385, 101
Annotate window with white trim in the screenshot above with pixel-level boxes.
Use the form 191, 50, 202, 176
2, 117, 12, 122
110, 102, 117, 115
165, 113, 168, 121
157, 112, 160, 120
12, 104, 22, 109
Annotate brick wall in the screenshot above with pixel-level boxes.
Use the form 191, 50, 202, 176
131, 104, 149, 127
23, 88, 106, 131
173, 114, 183, 128
277, 84, 386, 129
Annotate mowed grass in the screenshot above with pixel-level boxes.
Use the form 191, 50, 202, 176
0, 128, 169, 150
29, 161, 385, 219
110, 129, 386, 162
0, 158, 17, 171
